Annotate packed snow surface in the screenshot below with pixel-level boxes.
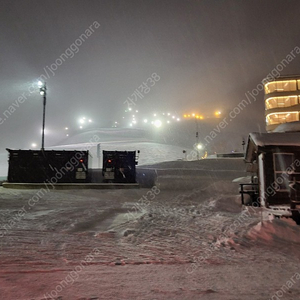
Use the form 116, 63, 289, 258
1, 158, 300, 300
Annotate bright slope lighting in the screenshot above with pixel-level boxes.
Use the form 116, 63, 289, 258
154, 120, 162, 128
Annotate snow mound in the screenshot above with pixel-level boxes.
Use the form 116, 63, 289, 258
247, 218, 300, 246
51, 141, 192, 168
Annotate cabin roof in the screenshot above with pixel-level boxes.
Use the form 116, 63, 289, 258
249, 132, 300, 147
245, 132, 300, 164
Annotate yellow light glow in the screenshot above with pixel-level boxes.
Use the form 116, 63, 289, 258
266, 111, 299, 125
264, 80, 297, 95
265, 95, 298, 109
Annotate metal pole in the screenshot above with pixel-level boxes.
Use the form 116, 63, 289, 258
41, 82, 46, 150
97, 143, 101, 168
195, 119, 199, 160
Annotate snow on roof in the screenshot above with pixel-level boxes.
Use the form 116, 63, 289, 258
272, 121, 300, 133
249, 132, 300, 147
268, 75, 300, 81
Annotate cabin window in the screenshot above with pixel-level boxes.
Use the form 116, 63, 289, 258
273, 153, 294, 191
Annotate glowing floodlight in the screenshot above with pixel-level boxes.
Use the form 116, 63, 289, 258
196, 143, 203, 150
154, 120, 162, 128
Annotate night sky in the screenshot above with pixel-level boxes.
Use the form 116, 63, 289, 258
1, 0, 300, 150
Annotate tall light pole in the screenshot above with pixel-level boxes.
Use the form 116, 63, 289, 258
38, 81, 47, 150
242, 138, 245, 152
195, 118, 199, 160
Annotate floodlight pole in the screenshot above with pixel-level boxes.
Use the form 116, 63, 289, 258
242, 139, 245, 152
40, 82, 47, 151
195, 119, 199, 160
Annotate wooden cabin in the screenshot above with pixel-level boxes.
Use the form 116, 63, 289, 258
242, 132, 300, 211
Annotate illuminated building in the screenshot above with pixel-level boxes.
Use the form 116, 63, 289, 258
264, 76, 300, 131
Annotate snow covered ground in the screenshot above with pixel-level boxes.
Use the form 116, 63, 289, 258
1, 158, 300, 300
